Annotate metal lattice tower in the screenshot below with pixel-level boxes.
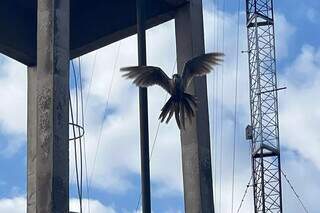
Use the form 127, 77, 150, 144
245, 0, 283, 212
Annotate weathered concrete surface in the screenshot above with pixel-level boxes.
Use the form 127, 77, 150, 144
175, 1, 215, 212
35, 0, 70, 212
27, 66, 37, 213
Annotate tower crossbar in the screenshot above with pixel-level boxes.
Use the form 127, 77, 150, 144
245, 0, 283, 212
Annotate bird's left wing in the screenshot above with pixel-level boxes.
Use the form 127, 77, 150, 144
181, 52, 224, 89
121, 66, 173, 94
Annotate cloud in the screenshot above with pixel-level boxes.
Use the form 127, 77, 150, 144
0, 197, 117, 213
274, 14, 296, 59
0, 197, 26, 213
279, 45, 320, 170
70, 198, 116, 213
0, 55, 27, 157
0, 56, 27, 134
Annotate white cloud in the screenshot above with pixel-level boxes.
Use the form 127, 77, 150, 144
0, 55, 27, 157
279, 45, 320, 170
0, 56, 27, 134
70, 198, 116, 213
274, 13, 296, 59
0, 197, 117, 213
0, 197, 26, 213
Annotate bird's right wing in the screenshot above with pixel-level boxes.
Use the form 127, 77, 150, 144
181, 52, 224, 89
121, 66, 173, 94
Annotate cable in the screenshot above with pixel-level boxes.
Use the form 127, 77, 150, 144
88, 41, 122, 194
78, 57, 91, 213
211, 0, 218, 207
84, 52, 98, 117
231, 0, 241, 212
236, 176, 252, 213
71, 55, 93, 213
219, 0, 226, 212
213, 0, 221, 211
70, 61, 83, 213
71, 60, 82, 210
77, 49, 98, 213
77, 58, 84, 213
281, 170, 309, 213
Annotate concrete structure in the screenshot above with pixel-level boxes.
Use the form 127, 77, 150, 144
27, 66, 37, 212
0, 0, 214, 212
0, 0, 185, 66
175, 1, 214, 212
27, 0, 70, 212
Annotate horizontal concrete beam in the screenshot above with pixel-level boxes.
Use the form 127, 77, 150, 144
70, 10, 176, 60
0, 0, 187, 66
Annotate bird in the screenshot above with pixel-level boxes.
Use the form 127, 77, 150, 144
120, 52, 223, 129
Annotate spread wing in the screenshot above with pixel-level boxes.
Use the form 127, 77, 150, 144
121, 66, 173, 94
181, 52, 224, 89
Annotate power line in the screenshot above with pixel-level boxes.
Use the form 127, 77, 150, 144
88, 41, 122, 195
231, 0, 241, 212
78, 57, 91, 213
217, 0, 225, 213
234, 168, 311, 213
212, 0, 219, 207
281, 170, 309, 213
77, 58, 84, 213
209, 0, 220, 208
75, 48, 98, 213
236, 176, 252, 213
70, 60, 83, 213
84, 51, 98, 117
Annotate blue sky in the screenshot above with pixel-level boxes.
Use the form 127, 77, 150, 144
0, 0, 320, 212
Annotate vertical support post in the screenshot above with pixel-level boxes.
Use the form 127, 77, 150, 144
175, 1, 214, 213
136, 0, 151, 212
27, 66, 37, 213
35, 0, 70, 212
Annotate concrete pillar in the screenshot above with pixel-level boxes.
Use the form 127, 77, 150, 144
35, 0, 70, 212
175, 1, 215, 213
27, 66, 37, 213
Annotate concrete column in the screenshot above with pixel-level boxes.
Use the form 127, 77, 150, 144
36, 0, 70, 212
175, 1, 214, 213
27, 66, 37, 213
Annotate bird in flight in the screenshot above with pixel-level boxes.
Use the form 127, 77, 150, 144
121, 53, 223, 129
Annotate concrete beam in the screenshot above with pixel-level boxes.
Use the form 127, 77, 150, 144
70, 10, 175, 61
175, 1, 215, 212
0, 0, 187, 66
165, 0, 189, 6
35, 0, 70, 212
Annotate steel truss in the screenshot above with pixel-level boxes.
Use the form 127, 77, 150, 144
245, 0, 283, 212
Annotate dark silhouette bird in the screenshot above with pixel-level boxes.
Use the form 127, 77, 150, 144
121, 52, 223, 129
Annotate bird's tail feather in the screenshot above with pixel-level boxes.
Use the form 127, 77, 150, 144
181, 97, 194, 122
174, 103, 181, 129
180, 102, 186, 129
184, 93, 198, 108
166, 106, 175, 123
159, 96, 175, 123
159, 93, 197, 130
